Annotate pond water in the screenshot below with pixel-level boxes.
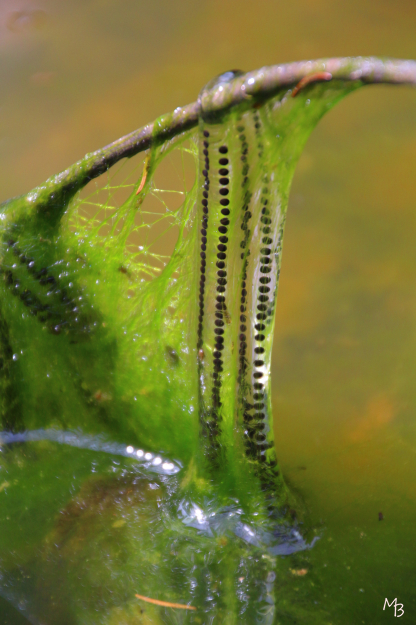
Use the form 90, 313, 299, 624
1, 1, 416, 623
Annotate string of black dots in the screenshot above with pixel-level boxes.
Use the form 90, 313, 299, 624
235, 120, 258, 459
266, 209, 286, 333
197, 129, 221, 449
237, 121, 252, 382
0, 238, 79, 335
251, 111, 276, 467
211, 143, 230, 434
197, 129, 210, 352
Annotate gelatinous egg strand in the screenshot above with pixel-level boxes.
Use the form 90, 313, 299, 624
0, 238, 91, 336
196, 73, 287, 492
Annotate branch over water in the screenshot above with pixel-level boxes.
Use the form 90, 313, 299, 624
3, 56, 416, 212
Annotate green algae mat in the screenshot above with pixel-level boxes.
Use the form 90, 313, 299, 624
0, 58, 415, 624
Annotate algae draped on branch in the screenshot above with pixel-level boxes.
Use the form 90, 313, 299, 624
0, 57, 415, 624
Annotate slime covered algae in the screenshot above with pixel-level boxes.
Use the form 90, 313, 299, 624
0, 64, 404, 623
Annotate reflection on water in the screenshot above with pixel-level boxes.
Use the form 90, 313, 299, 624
0, 439, 320, 624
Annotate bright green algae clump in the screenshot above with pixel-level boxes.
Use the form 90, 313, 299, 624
0, 77, 360, 624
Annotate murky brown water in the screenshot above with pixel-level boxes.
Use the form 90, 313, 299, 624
1, 0, 416, 622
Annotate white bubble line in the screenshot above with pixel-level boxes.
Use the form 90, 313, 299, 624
0, 429, 181, 475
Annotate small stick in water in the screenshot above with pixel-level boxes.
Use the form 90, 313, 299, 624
136, 153, 151, 194
291, 72, 332, 97
135, 594, 196, 610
